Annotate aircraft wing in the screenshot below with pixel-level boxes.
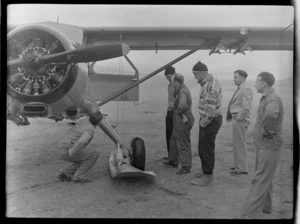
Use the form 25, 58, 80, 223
83, 25, 293, 51
9, 22, 293, 51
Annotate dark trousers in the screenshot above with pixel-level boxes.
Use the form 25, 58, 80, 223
198, 115, 222, 174
165, 110, 174, 155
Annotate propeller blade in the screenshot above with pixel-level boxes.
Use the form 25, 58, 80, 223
7, 44, 130, 68
7, 58, 26, 68
42, 44, 130, 64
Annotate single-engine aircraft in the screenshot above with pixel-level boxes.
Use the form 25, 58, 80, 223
7, 22, 293, 178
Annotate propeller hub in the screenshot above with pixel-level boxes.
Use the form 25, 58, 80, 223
23, 51, 35, 62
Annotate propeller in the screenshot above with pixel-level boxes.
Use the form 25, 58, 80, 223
8, 43, 130, 68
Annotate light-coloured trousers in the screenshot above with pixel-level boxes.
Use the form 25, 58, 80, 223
232, 118, 249, 172
59, 147, 99, 181
242, 146, 281, 217
169, 117, 193, 168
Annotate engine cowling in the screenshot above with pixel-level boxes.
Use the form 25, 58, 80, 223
7, 24, 78, 104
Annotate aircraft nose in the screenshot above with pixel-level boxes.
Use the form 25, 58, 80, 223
121, 44, 130, 56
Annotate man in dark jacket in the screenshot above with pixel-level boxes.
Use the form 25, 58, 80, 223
164, 73, 195, 175
163, 66, 176, 160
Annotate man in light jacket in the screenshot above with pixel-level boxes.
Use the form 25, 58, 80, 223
226, 70, 253, 175
242, 72, 284, 218
56, 111, 103, 183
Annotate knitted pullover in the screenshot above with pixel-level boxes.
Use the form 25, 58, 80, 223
198, 73, 222, 127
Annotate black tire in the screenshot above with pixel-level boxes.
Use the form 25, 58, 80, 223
131, 137, 146, 171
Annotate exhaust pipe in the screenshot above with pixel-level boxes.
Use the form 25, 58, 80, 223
23, 102, 48, 117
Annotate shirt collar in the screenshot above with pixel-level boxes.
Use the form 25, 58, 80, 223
238, 82, 246, 89
200, 73, 212, 86
262, 88, 275, 98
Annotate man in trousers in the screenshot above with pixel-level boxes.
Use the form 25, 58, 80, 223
190, 61, 223, 186
56, 111, 103, 183
164, 73, 195, 175
242, 72, 284, 218
226, 70, 253, 175
163, 66, 176, 160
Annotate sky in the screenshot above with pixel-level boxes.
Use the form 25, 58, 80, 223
7, 4, 295, 81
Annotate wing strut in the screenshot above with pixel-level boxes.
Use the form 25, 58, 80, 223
98, 40, 208, 107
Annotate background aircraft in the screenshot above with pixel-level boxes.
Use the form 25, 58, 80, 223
6, 20, 293, 177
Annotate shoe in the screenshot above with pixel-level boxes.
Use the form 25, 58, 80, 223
163, 156, 169, 160
176, 168, 191, 175
195, 172, 205, 178
230, 167, 236, 170
230, 171, 248, 175
73, 178, 92, 183
263, 209, 271, 214
241, 214, 253, 219
56, 172, 72, 182
191, 175, 213, 186
163, 160, 178, 168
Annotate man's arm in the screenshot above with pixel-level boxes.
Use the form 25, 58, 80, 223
69, 129, 94, 156
176, 92, 188, 118
261, 99, 280, 135
167, 84, 176, 111
199, 90, 220, 127
237, 87, 253, 121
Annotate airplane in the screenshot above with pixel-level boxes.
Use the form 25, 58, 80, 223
6, 21, 293, 178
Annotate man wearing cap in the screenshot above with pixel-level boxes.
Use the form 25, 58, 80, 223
163, 66, 176, 160
164, 73, 194, 175
190, 61, 223, 185
242, 72, 284, 218
56, 110, 103, 183
226, 70, 253, 175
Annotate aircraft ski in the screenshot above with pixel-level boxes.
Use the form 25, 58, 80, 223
99, 116, 156, 178
109, 144, 156, 178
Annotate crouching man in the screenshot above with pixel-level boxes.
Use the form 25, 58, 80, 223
56, 111, 103, 183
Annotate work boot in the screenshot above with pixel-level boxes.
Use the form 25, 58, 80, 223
55, 172, 72, 182
241, 214, 253, 219
163, 160, 178, 168
194, 171, 205, 178
73, 178, 92, 183
263, 209, 271, 214
190, 174, 214, 186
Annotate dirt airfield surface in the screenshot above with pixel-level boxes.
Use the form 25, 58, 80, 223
6, 77, 294, 219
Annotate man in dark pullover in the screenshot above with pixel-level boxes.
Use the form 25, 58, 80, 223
164, 73, 195, 175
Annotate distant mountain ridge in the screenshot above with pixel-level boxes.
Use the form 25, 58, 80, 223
276, 77, 293, 86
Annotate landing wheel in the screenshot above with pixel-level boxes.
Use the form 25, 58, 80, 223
130, 137, 146, 171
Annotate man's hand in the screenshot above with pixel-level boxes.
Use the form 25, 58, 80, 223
261, 127, 275, 136
68, 131, 93, 156
182, 114, 188, 123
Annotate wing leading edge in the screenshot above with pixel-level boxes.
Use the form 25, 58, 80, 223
83, 25, 293, 52
9, 22, 293, 52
